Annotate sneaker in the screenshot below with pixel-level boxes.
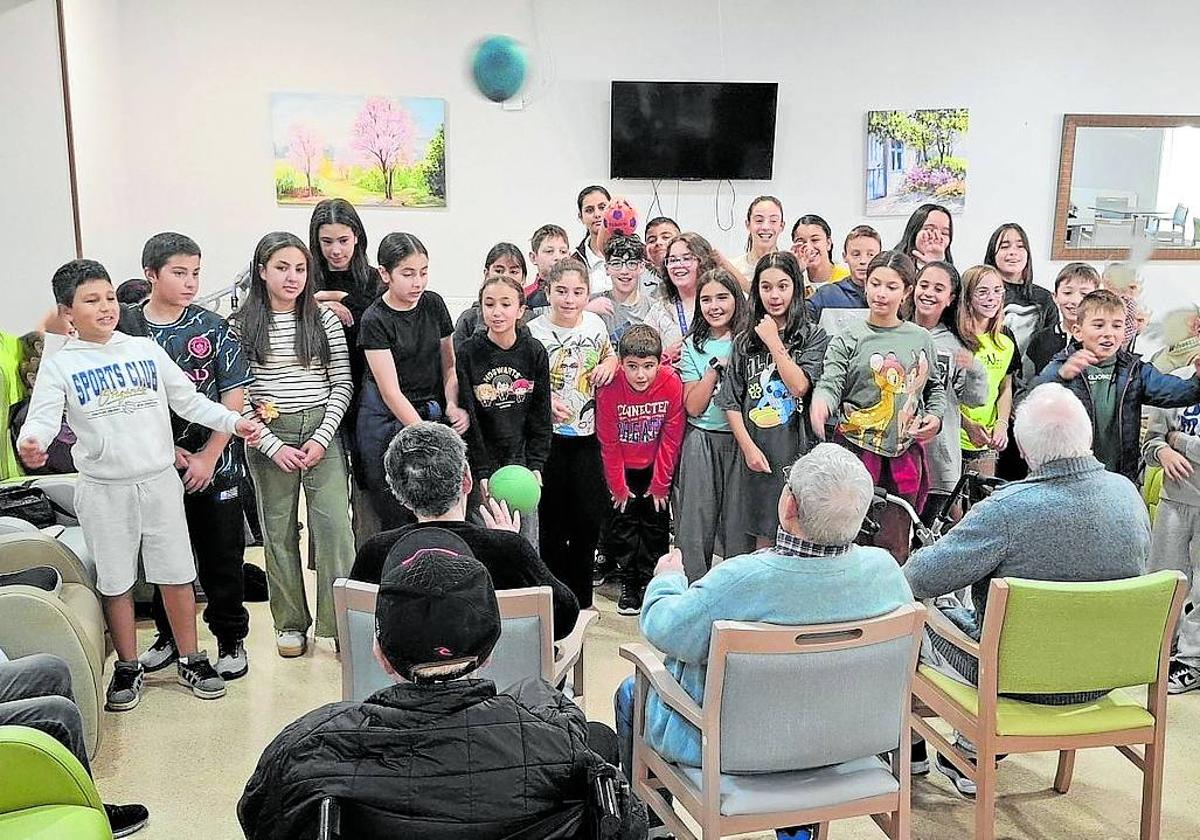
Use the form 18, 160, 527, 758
617, 582, 643, 616
216, 639, 249, 681
934, 750, 976, 797
593, 554, 615, 586
105, 803, 149, 837
137, 634, 178, 673
911, 739, 929, 775
276, 630, 307, 658
105, 661, 144, 712
1168, 660, 1200, 695
776, 827, 816, 840
176, 652, 227, 700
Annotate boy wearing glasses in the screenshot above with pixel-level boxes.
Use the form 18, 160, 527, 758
587, 234, 657, 345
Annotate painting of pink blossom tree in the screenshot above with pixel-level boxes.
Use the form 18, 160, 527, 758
271, 93, 446, 207
286, 123, 322, 196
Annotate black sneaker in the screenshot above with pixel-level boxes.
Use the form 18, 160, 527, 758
1168, 659, 1200, 694
137, 634, 178, 672
593, 554, 616, 586
617, 582, 643, 616
216, 639, 249, 681
177, 651, 227, 700
105, 662, 144, 712
911, 739, 929, 775
105, 803, 149, 837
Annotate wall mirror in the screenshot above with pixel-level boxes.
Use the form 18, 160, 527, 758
1053, 114, 1200, 260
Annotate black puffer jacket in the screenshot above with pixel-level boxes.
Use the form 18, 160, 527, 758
239, 678, 615, 840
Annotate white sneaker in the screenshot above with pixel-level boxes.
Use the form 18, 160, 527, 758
935, 751, 976, 797
276, 630, 307, 658
216, 640, 249, 680
137, 634, 178, 672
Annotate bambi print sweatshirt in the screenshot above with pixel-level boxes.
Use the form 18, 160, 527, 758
18, 332, 241, 483
813, 319, 946, 458
596, 366, 686, 498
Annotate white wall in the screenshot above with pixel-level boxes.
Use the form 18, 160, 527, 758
0, 0, 76, 332
8, 0, 1200, 343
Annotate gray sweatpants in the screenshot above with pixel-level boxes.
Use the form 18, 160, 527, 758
1149, 498, 1200, 667
672, 426, 741, 582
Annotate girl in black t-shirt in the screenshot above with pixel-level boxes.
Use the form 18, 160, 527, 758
355, 233, 466, 528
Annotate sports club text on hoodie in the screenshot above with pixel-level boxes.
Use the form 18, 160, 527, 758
18, 332, 241, 483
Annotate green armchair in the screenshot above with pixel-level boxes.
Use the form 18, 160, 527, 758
0, 725, 112, 839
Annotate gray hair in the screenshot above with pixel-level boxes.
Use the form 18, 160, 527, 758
785, 443, 874, 545
1014, 383, 1093, 469
383, 423, 467, 517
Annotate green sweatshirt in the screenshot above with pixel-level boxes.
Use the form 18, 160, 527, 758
1084, 355, 1120, 473
814, 319, 946, 457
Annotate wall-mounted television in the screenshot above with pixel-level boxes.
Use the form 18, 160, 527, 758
610, 81, 778, 181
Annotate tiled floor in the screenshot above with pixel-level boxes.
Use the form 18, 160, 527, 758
91, 552, 1200, 839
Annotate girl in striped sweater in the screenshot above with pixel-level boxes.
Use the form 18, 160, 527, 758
232, 232, 355, 658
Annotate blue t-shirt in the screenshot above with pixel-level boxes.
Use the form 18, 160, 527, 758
139, 303, 252, 483
678, 335, 732, 432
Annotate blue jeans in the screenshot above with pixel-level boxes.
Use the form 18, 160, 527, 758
0, 654, 89, 772
615, 675, 636, 783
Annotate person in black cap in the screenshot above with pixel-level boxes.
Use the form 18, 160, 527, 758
350, 421, 579, 638
239, 534, 639, 840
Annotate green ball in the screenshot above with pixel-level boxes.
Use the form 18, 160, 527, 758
488, 465, 541, 514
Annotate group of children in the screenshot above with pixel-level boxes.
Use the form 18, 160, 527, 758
15, 188, 1200, 712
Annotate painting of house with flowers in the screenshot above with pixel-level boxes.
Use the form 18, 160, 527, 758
271, 93, 446, 207
865, 109, 968, 216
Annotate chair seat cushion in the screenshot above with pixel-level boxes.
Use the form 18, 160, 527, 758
918, 666, 1155, 737
0, 805, 112, 839
678, 756, 899, 816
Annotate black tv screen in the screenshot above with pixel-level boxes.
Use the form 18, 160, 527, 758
610, 81, 778, 180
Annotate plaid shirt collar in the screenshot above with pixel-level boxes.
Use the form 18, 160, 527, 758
772, 527, 852, 558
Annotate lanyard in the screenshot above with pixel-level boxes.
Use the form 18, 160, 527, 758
674, 299, 688, 336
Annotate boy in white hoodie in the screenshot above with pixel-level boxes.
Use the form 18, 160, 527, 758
18, 259, 262, 712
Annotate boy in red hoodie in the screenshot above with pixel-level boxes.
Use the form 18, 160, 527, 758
597, 324, 685, 615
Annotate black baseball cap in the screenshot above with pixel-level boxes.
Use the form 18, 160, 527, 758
375, 527, 501, 682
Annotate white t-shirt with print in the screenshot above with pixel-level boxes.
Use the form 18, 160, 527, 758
527, 311, 614, 437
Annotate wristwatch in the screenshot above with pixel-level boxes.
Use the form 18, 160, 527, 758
708, 357, 725, 373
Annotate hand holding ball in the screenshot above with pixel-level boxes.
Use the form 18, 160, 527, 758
487, 465, 541, 514
471, 35, 527, 103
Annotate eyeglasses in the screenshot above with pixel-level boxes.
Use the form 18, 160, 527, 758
606, 259, 643, 270
665, 255, 697, 267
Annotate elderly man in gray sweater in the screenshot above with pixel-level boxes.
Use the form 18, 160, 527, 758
903, 383, 1149, 793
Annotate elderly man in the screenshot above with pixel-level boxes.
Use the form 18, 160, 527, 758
613, 443, 913, 794
904, 383, 1149, 792
349, 422, 579, 638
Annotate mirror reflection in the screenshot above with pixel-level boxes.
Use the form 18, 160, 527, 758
1064, 125, 1200, 250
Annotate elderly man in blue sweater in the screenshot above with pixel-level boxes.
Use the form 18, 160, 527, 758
903, 382, 1149, 793
614, 443, 913, 814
